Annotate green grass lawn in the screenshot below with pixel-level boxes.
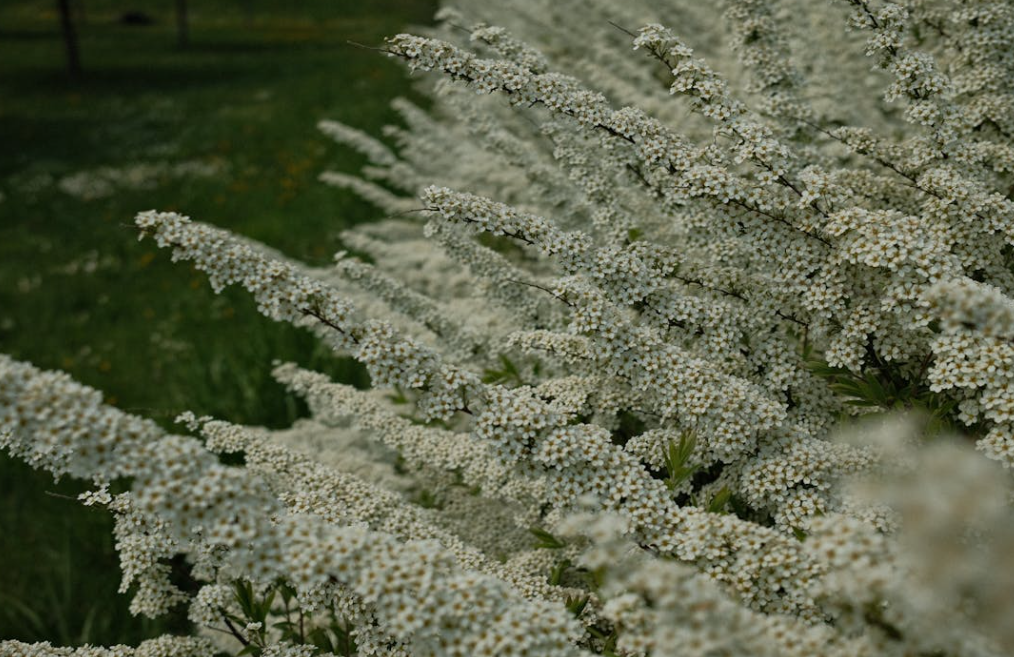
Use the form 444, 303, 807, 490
0, 0, 436, 644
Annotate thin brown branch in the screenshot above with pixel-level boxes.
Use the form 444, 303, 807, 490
505, 278, 575, 307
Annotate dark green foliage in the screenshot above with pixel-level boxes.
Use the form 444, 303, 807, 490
548, 559, 573, 586
706, 485, 732, 514
528, 526, 567, 549
224, 581, 357, 657
482, 354, 525, 385
661, 430, 698, 490
807, 351, 959, 435
611, 410, 646, 447
0, 0, 436, 644
412, 489, 444, 509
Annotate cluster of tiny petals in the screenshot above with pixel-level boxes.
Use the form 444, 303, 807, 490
546, 277, 787, 463
318, 119, 398, 166
0, 354, 162, 480
134, 211, 354, 342
190, 417, 574, 608
632, 24, 809, 195
0, 356, 588, 657
271, 362, 820, 616
390, 34, 747, 207
9, 2, 1014, 655
383, 9, 1014, 398
335, 255, 482, 360
836, 0, 970, 144
425, 186, 678, 309
825, 207, 952, 273
722, 0, 814, 122
424, 186, 592, 275
319, 171, 417, 215
555, 512, 857, 656
420, 220, 548, 324
924, 278, 1014, 466
926, 277, 1014, 341
387, 34, 590, 116
422, 184, 792, 467
740, 434, 878, 530
271, 363, 526, 500
187, 583, 232, 626
0, 637, 214, 657
387, 24, 858, 335
467, 23, 549, 73
134, 212, 495, 424
345, 4, 1014, 652
393, 23, 960, 410
633, 24, 744, 121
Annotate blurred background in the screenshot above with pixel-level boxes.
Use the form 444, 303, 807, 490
0, 0, 435, 645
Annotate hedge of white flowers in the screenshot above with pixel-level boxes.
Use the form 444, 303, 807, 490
4, 0, 1014, 655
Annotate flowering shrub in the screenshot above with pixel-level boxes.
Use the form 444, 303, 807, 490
4, 0, 1014, 655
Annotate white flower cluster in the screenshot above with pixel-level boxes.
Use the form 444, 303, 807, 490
925, 277, 1014, 465
270, 362, 823, 616
7, 0, 1014, 655
0, 637, 213, 657
0, 356, 587, 657
804, 417, 1014, 656
557, 512, 861, 657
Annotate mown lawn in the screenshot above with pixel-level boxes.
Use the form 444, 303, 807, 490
0, 0, 436, 645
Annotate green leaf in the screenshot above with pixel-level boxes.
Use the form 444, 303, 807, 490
257, 589, 275, 623
549, 559, 572, 586
277, 582, 295, 606
329, 616, 357, 657
863, 372, 889, 404
308, 627, 335, 653
528, 526, 566, 549
581, 565, 607, 590
707, 486, 732, 514
662, 431, 699, 490
413, 489, 443, 509
387, 385, 410, 405
233, 581, 256, 620
482, 355, 524, 385
805, 359, 850, 378
565, 595, 589, 617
